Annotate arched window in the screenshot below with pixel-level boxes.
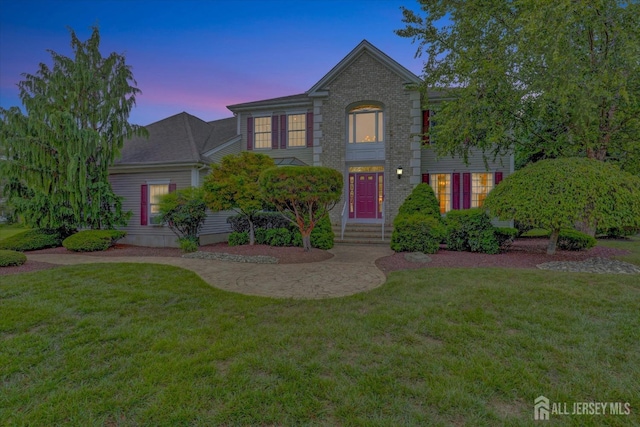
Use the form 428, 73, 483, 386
348, 104, 383, 143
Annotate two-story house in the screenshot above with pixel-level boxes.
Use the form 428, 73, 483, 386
110, 40, 512, 247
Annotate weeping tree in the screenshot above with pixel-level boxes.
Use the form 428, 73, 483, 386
483, 158, 640, 254
259, 166, 342, 252
203, 152, 275, 245
0, 26, 145, 234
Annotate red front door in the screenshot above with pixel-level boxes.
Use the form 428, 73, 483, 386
356, 173, 377, 218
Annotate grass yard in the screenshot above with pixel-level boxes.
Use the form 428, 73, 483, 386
1, 261, 638, 426
598, 235, 640, 266
0, 224, 28, 241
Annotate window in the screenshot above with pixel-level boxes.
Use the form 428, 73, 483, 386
254, 116, 271, 149
348, 105, 383, 143
287, 114, 306, 147
430, 173, 451, 213
149, 184, 169, 224
472, 173, 493, 208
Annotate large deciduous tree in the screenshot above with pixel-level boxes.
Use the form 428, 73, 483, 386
0, 26, 145, 234
483, 158, 640, 254
397, 1, 640, 171
203, 152, 275, 245
259, 166, 342, 252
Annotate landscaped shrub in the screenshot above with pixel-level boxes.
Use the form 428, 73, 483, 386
597, 226, 640, 239
227, 212, 290, 233
557, 229, 597, 251
445, 209, 500, 254
228, 231, 249, 246
265, 228, 292, 247
495, 227, 519, 251
62, 230, 126, 252
0, 229, 63, 251
0, 250, 27, 267
391, 214, 445, 254
178, 236, 199, 253
398, 183, 442, 219
307, 215, 334, 250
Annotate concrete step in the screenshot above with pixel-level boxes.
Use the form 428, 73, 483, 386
332, 223, 393, 245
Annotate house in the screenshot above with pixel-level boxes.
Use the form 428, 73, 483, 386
111, 40, 513, 247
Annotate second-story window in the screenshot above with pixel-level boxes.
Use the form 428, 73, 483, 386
254, 116, 271, 149
288, 114, 306, 147
348, 105, 383, 143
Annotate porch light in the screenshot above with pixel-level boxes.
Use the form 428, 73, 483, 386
396, 166, 403, 179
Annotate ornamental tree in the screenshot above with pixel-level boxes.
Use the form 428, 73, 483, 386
483, 157, 640, 254
0, 27, 145, 234
158, 187, 207, 251
397, 1, 640, 171
204, 152, 275, 245
259, 166, 342, 252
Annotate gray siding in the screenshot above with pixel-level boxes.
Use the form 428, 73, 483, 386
208, 139, 241, 163
109, 169, 191, 247
421, 146, 511, 175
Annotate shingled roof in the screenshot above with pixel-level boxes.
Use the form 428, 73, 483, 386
116, 112, 237, 166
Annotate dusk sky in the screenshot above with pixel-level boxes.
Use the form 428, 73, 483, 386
0, 0, 426, 126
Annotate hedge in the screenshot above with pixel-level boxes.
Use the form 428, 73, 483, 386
0, 250, 27, 267
445, 209, 500, 254
391, 214, 445, 254
62, 230, 126, 252
0, 229, 63, 251
557, 229, 597, 251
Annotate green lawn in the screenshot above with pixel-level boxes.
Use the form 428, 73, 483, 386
598, 235, 640, 266
0, 224, 28, 241
1, 262, 638, 426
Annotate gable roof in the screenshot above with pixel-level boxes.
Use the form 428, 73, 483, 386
307, 40, 421, 97
116, 112, 236, 166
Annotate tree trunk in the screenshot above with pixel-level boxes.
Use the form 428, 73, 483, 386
547, 228, 560, 255
575, 219, 597, 237
302, 233, 312, 252
248, 220, 255, 245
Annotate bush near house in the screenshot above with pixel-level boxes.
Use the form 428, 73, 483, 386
0, 229, 63, 251
444, 209, 500, 254
0, 249, 27, 267
62, 230, 126, 252
390, 214, 445, 254
397, 183, 442, 218
557, 229, 597, 251
228, 231, 249, 247
494, 227, 519, 251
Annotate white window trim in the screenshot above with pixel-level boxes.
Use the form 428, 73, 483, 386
253, 115, 272, 150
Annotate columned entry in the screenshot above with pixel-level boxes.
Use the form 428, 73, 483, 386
348, 168, 384, 220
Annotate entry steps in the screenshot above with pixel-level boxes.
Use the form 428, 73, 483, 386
332, 223, 393, 245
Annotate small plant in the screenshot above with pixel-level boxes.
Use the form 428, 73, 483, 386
178, 236, 199, 253
557, 229, 597, 251
494, 227, 519, 251
0, 229, 63, 251
158, 187, 207, 248
445, 209, 500, 254
62, 230, 126, 252
228, 231, 249, 246
0, 250, 27, 267
391, 214, 445, 254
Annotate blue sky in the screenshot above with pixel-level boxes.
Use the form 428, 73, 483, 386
0, 0, 425, 125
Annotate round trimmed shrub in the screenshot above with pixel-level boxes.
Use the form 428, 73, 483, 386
228, 231, 249, 246
398, 183, 442, 219
0, 229, 63, 251
62, 230, 126, 252
557, 229, 597, 251
445, 209, 500, 254
391, 214, 446, 254
0, 250, 27, 267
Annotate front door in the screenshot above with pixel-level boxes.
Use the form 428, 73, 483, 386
356, 173, 377, 218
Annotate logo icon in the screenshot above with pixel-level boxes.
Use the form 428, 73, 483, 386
535, 395, 550, 421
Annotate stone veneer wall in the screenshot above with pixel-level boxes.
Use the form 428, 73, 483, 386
313, 51, 421, 225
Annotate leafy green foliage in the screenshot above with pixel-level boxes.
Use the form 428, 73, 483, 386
0, 27, 143, 233
0, 229, 62, 251
178, 236, 199, 253
158, 187, 207, 245
484, 157, 640, 254
227, 212, 290, 233
391, 214, 445, 254
204, 152, 276, 245
397, 1, 640, 170
0, 249, 27, 267
259, 166, 342, 251
62, 230, 126, 252
557, 229, 597, 251
228, 231, 249, 247
494, 227, 519, 252
444, 209, 500, 254
397, 183, 441, 219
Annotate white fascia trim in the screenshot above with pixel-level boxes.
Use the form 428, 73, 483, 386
109, 162, 206, 173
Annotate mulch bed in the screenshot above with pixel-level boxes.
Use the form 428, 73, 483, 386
375, 238, 631, 274
1, 238, 631, 277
